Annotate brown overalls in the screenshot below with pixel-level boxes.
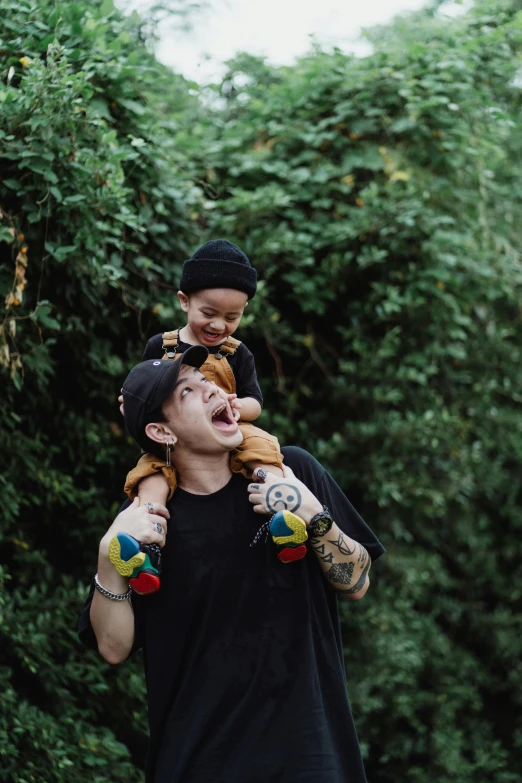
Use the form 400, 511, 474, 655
124, 330, 283, 500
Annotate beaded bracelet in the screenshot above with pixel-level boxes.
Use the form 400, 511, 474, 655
94, 572, 132, 601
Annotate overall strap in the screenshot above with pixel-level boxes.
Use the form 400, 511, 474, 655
162, 330, 179, 359
216, 335, 241, 359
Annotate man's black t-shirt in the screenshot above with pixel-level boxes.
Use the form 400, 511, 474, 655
142, 332, 263, 406
79, 447, 385, 783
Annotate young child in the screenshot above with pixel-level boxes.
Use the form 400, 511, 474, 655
123, 239, 284, 509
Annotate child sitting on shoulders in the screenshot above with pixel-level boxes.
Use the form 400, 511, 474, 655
124, 239, 283, 508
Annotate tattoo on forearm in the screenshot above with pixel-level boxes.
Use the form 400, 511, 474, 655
327, 531, 355, 556
324, 562, 355, 585
357, 543, 368, 566
266, 483, 302, 514
309, 538, 333, 562
339, 560, 371, 594
310, 533, 371, 593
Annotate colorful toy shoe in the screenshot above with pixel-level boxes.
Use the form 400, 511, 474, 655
129, 543, 161, 595
269, 510, 308, 563
109, 532, 161, 595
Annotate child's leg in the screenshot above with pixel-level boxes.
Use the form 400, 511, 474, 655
248, 461, 283, 478
231, 423, 284, 479
138, 472, 172, 507
124, 452, 177, 501
116, 454, 176, 597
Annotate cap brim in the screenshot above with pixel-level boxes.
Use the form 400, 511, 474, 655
148, 344, 209, 412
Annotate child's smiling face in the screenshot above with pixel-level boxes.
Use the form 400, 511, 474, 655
178, 288, 248, 347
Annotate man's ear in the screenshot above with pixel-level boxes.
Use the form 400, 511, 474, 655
145, 421, 178, 447
177, 290, 189, 313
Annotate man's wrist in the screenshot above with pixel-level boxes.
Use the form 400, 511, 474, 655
99, 534, 113, 560
301, 499, 324, 526
306, 506, 334, 537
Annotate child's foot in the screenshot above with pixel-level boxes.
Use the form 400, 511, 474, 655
129, 543, 161, 595
269, 510, 308, 563
109, 532, 146, 576
109, 533, 162, 594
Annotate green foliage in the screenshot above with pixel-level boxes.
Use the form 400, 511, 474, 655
2, 0, 522, 780
0, 0, 202, 779
197, 1, 522, 779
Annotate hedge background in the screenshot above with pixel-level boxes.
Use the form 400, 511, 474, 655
1, 0, 521, 780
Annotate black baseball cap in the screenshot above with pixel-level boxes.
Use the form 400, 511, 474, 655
122, 346, 209, 451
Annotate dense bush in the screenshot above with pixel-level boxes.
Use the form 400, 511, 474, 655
202, 3, 522, 779
1, 0, 522, 780
0, 0, 202, 778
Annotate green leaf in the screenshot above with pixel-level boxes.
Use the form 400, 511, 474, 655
0, 227, 15, 243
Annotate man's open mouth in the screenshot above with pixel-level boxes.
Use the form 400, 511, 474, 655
211, 403, 238, 432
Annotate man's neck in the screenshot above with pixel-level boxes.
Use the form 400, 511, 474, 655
174, 451, 233, 495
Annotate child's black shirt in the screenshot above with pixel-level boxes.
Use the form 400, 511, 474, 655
142, 332, 263, 406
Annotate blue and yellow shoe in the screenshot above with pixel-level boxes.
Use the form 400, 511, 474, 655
109, 532, 161, 595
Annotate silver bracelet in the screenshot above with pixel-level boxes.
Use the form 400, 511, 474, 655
94, 572, 132, 601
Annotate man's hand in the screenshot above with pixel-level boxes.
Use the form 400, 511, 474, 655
100, 497, 169, 556
118, 389, 124, 416
247, 465, 322, 524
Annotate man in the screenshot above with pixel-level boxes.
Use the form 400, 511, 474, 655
78, 346, 385, 783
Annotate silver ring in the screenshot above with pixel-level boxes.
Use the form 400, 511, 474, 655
145, 502, 154, 514
154, 521, 163, 535
255, 468, 268, 483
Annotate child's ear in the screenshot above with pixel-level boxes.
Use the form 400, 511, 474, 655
177, 290, 189, 312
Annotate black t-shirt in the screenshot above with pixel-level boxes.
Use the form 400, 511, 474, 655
78, 447, 385, 783
142, 332, 263, 406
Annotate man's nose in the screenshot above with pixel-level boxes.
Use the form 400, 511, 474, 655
203, 382, 218, 400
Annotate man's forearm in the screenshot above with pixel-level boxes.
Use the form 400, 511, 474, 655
247, 468, 371, 598
90, 538, 136, 664
308, 523, 371, 599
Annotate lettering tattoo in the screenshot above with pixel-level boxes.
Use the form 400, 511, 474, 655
327, 531, 355, 556
265, 483, 302, 514
357, 543, 368, 566
250, 484, 260, 491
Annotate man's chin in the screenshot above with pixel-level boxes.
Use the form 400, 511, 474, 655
216, 427, 243, 449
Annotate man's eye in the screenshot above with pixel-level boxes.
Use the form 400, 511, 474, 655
202, 312, 214, 317
181, 387, 192, 397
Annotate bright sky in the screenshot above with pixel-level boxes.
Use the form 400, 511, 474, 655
127, 0, 467, 83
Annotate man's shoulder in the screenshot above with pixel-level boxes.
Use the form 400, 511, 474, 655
281, 446, 327, 485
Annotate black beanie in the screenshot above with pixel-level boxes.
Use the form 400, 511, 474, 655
179, 239, 257, 299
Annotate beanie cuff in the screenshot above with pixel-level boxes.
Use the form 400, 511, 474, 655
180, 258, 258, 299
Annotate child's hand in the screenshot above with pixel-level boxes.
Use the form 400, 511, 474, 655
118, 389, 124, 416
227, 393, 242, 422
